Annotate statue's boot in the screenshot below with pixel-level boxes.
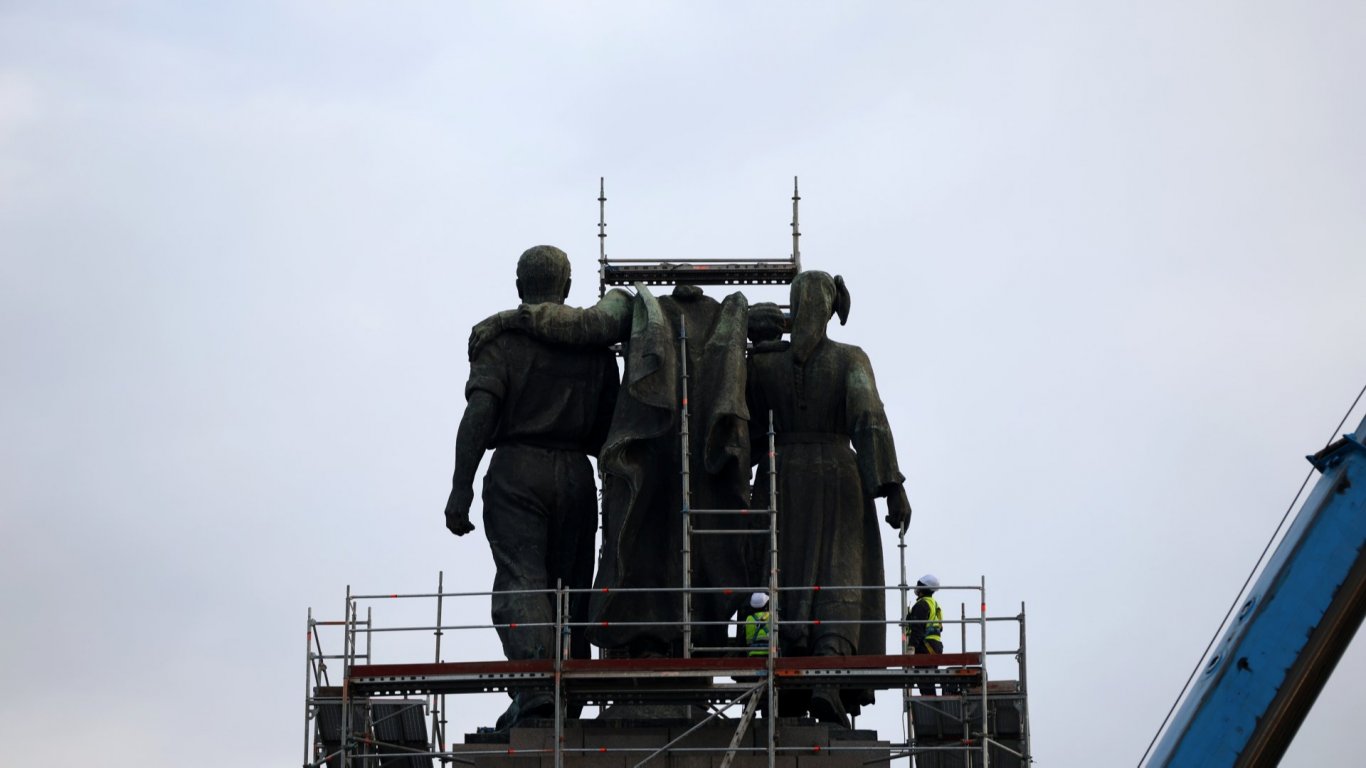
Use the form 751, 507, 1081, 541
627, 637, 671, 658
495, 692, 555, 731
494, 700, 517, 731
517, 692, 555, 720
809, 687, 851, 729
809, 635, 854, 729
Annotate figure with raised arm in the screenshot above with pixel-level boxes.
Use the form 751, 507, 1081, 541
469, 283, 755, 657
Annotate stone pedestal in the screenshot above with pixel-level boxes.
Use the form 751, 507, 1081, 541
454, 717, 891, 768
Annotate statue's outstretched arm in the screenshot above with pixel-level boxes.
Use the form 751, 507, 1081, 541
468, 289, 633, 361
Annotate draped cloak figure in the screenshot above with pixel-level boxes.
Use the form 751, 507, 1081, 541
747, 271, 910, 717
593, 285, 752, 654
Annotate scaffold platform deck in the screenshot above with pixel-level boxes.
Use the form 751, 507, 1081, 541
346, 653, 982, 702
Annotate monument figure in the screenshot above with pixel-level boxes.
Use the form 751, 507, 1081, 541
470, 284, 755, 656
443, 245, 620, 725
746, 270, 912, 726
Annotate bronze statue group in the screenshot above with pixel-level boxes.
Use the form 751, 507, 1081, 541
445, 246, 913, 730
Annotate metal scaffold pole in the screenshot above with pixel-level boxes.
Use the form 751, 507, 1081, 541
341, 585, 353, 768
597, 178, 607, 299
900, 527, 913, 758
555, 580, 565, 768
679, 317, 693, 658
1019, 601, 1031, 764
304, 608, 313, 767
766, 409, 778, 768
981, 575, 989, 768
961, 603, 967, 655
432, 570, 445, 758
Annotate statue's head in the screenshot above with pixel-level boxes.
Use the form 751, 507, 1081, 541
516, 245, 572, 305
789, 270, 850, 362
747, 303, 787, 344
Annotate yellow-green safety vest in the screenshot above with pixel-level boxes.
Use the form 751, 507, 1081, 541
744, 611, 771, 656
919, 596, 943, 644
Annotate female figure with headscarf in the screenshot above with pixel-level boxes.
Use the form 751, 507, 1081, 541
747, 270, 912, 726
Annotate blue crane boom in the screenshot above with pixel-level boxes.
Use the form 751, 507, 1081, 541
1148, 414, 1366, 766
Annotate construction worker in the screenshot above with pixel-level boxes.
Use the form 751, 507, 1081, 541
743, 592, 772, 657
904, 574, 944, 696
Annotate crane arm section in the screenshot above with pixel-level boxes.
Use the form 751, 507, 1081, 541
1149, 415, 1366, 767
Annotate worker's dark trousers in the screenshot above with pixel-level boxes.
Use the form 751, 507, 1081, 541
914, 639, 944, 697
482, 445, 597, 662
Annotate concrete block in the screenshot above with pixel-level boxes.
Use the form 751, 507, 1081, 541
668, 753, 715, 768
475, 755, 541, 768
775, 724, 830, 748
565, 755, 626, 768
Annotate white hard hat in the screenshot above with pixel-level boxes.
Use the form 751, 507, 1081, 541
917, 574, 940, 590
750, 592, 770, 609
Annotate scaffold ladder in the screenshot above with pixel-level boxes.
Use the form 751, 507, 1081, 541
677, 318, 780, 768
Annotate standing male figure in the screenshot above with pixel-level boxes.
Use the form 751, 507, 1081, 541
444, 245, 619, 727
468, 283, 755, 657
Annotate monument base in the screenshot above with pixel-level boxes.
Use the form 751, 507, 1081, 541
455, 717, 891, 768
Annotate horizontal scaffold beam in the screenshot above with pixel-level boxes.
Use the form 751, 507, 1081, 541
345, 653, 983, 700
601, 260, 799, 288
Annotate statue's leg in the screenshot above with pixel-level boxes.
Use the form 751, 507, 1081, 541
483, 447, 555, 662
809, 632, 856, 728
547, 451, 598, 661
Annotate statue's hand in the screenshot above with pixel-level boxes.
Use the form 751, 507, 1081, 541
444, 487, 476, 536
468, 311, 517, 362
884, 487, 912, 532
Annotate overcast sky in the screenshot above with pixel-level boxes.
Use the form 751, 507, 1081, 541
3, 2, 1365, 766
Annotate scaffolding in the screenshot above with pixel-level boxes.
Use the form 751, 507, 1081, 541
304, 578, 1029, 767
301, 181, 1032, 766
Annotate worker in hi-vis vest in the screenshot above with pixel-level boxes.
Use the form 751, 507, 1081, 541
743, 592, 772, 657
904, 574, 944, 696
